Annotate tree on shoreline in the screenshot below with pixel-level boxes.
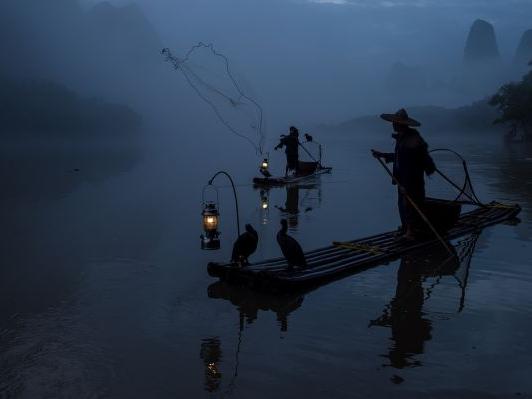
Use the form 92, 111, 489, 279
490, 61, 532, 141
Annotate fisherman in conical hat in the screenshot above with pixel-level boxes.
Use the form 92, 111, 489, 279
371, 109, 436, 240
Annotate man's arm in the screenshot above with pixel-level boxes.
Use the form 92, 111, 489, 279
274, 136, 287, 150
371, 149, 394, 163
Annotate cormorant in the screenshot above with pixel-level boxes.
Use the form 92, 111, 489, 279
276, 219, 307, 269
231, 224, 258, 265
260, 168, 272, 178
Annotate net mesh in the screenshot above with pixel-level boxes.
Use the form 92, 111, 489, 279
162, 43, 265, 154
426, 149, 484, 206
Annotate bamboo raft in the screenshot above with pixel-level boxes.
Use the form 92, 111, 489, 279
208, 202, 521, 291
253, 166, 332, 187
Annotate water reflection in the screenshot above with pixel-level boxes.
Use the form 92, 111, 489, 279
491, 142, 532, 239
0, 141, 141, 205
273, 183, 322, 230
370, 235, 480, 369
258, 189, 270, 225
200, 337, 223, 393
203, 283, 305, 394
496, 143, 532, 202
0, 141, 143, 320
208, 281, 304, 332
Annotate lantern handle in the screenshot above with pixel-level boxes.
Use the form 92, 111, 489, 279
207, 171, 241, 237
202, 183, 219, 205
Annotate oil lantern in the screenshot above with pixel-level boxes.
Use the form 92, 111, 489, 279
260, 158, 269, 170
201, 202, 220, 250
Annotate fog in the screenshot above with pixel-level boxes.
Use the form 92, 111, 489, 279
2, 0, 531, 201
2, 0, 532, 135
2, 2, 532, 397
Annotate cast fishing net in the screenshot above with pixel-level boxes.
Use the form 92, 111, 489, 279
426, 149, 484, 206
299, 139, 322, 164
162, 43, 265, 154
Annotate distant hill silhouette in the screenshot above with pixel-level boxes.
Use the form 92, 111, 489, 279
514, 30, 532, 68
0, 0, 165, 109
0, 0, 170, 139
0, 78, 141, 136
453, 19, 506, 99
464, 19, 501, 66
325, 101, 501, 136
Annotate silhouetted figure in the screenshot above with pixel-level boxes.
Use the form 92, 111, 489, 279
277, 219, 307, 269
385, 258, 432, 368
231, 224, 258, 265
372, 108, 436, 240
304, 133, 313, 142
370, 243, 461, 369
275, 126, 300, 176
260, 168, 272, 178
370, 253, 434, 368
276, 185, 300, 228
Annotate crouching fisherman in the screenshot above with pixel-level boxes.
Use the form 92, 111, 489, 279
371, 108, 436, 240
275, 126, 300, 177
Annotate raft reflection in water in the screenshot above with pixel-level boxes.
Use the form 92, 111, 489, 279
203, 284, 305, 394
208, 281, 304, 332
203, 233, 481, 394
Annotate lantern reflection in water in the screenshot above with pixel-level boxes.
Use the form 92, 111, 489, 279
200, 337, 222, 392
259, 189, 269, 224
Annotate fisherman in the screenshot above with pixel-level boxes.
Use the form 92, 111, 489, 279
275, 126, 300, 176
371, 108, 436, 240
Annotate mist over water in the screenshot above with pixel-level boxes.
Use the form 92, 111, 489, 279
1, 0, 532, 398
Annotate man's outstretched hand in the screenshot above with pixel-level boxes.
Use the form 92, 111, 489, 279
371, 149, 384, 159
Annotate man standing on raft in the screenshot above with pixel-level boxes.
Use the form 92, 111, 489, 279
275, 126, 300, 177
371, 109, 436, 240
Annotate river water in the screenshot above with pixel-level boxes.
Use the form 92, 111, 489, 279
1, 128, 531, 398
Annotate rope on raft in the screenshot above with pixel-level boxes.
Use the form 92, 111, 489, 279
332, 241, 386, 255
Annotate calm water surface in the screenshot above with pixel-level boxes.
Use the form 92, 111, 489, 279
1, 129, 531, 398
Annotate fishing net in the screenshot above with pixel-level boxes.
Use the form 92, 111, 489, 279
162, 43, 265, 154
426, 149, 484, 206
298, 139, 322, 164
452, 232, 480, 312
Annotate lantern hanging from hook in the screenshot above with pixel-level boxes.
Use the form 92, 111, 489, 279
201, 184, 221, 250
259, 152, 271, 178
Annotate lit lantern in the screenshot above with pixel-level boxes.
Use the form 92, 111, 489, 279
261, 158, 269, 170
201, 202, 220, 250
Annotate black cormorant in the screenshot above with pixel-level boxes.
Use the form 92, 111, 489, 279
276, 219, 307, 269
231, 224, 258, 265
260, 168, 272, 178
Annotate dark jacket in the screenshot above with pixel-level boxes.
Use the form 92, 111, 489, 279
382, 128, 436, 198
276, 134, 299, 160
